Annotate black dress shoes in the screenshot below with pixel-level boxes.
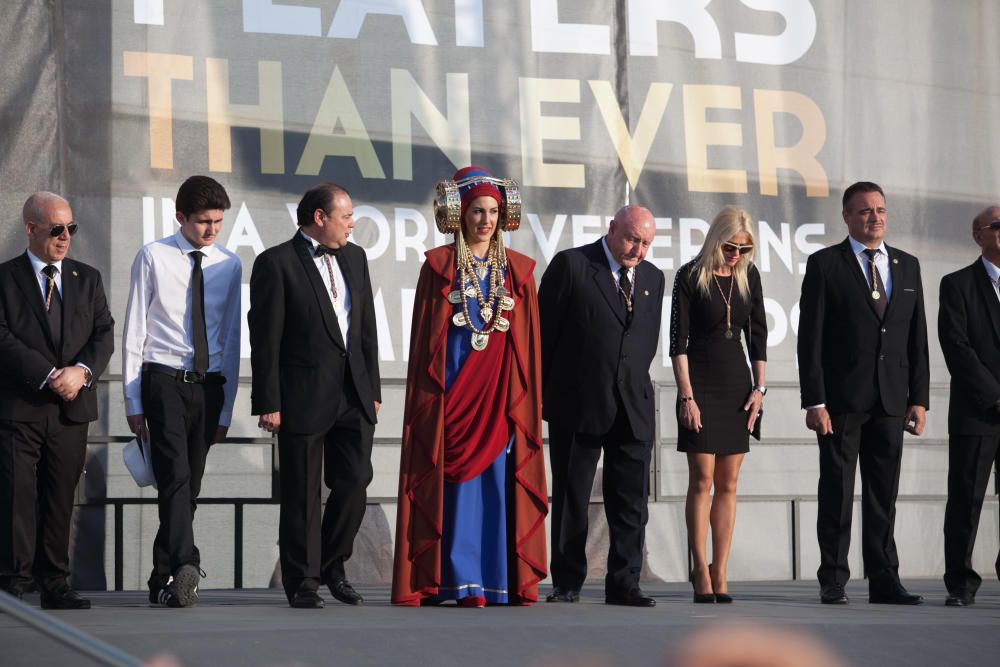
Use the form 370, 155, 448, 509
820, 583, 849, 604
606, 588, 656, 607
945, 590, 974, 607
40, 587, 91, 610
290, 589, 325, 609
328, 579, 364, 606
545, 587, 580, 603
869, 582, 923, 605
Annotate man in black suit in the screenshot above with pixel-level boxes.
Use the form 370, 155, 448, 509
939, 205, 1000, 607
0, 192, 114, 608
248, 183, 381, 609
797, 181, 929, 605
539, 205, 664, 607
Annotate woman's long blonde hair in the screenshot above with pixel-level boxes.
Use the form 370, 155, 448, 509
691, 206, 756, 301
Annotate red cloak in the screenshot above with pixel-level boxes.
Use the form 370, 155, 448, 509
391, 245, 548, 605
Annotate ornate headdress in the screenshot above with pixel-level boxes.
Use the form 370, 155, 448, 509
433, 166, 521, 234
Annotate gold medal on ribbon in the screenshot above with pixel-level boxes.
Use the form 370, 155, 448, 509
872, 290, 881, 300
724, 329, 734, 340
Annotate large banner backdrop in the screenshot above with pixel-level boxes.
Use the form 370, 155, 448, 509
3, 0, 1000, 407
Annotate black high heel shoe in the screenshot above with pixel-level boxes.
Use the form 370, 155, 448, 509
714, 593, 733, 603
691, 572, 715, 603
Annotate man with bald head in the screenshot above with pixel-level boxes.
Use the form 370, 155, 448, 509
539, 205, 664, 606
0, 193, 113, 608
939, 205, 1000, 607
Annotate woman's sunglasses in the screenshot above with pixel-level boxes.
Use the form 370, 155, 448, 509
722, 242, 753, 255
34, 223, 79, 237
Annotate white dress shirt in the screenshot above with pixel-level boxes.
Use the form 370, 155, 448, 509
848, 236, 892, 301
600, 236, 635, 291
982, 256, 1000, 303
26, 250, 92, 388
299, 231, 352, 348
26, 249, 63, 300
121, 231, 243, 426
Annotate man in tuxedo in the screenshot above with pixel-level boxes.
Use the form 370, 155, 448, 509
539, 205, 664, 607
249, 183, 381, 609
797, 181, 929, 605
0, 192, 114, 608
939, 205, 1000, 607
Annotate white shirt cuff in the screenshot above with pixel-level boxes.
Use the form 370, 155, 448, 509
39, 367, 57, 391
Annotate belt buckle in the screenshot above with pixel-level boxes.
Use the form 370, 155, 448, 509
182, 370, 200, 383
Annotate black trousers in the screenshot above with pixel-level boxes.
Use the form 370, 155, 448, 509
0, 405, 88, 594
142, 372, 223, 585
816, 409, 904, 590
943, 433, 1000, 595
277, 383, 374, 602
548, 405, 652, 595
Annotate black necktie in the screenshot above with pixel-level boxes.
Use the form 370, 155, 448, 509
618, 268, 633, 325
42, 264, 62, 353
863, 248, 887, 320
190, 251, 209, 374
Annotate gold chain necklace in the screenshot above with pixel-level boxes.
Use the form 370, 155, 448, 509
713, 273, 736, 340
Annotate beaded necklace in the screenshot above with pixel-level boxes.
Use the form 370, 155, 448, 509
447, 233, 515, 351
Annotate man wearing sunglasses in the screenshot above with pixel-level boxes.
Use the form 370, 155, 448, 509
0, 192, 114, 608
797, 181, 929, 606
938, 205, 1000, 607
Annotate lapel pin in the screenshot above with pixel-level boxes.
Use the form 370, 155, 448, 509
892, 259, 898, 265
72, 270, 79, 276
644, 289, 649, 296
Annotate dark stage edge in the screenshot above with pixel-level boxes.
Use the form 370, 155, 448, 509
3, 580, 998, 667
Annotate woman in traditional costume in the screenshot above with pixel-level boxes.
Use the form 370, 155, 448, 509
391, 166, 548, 607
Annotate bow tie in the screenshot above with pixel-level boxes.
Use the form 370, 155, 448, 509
314, 244, 340, 257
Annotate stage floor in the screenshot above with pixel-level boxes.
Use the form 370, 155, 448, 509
3, 580, 998, 667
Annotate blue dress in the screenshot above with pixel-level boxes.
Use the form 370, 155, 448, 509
436, 261, 510, 604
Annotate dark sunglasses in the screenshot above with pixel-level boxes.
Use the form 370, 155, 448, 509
722, 242, 753, 255
976, 220, 1000, 232
34, 223, 79, 237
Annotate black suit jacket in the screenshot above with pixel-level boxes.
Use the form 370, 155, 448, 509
938, 259, 1000, 435
248, 233, 381, 433
797, 237, 929, 416
0, 252, 114, 422
539, 239, 666, 441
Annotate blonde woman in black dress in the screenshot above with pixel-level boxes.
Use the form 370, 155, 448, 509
669, 206, 767, 603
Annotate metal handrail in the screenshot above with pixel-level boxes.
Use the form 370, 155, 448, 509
0, 592, 141, 667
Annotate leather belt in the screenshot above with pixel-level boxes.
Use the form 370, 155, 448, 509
142, 362, 226, 385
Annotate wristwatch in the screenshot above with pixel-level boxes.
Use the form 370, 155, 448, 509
82, 367, 93, 385
752, 385, 767, 396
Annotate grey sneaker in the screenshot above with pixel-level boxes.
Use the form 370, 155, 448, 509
166, 564, 200, 608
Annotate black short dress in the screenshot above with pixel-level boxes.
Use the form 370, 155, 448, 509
669, 261, 767, 454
